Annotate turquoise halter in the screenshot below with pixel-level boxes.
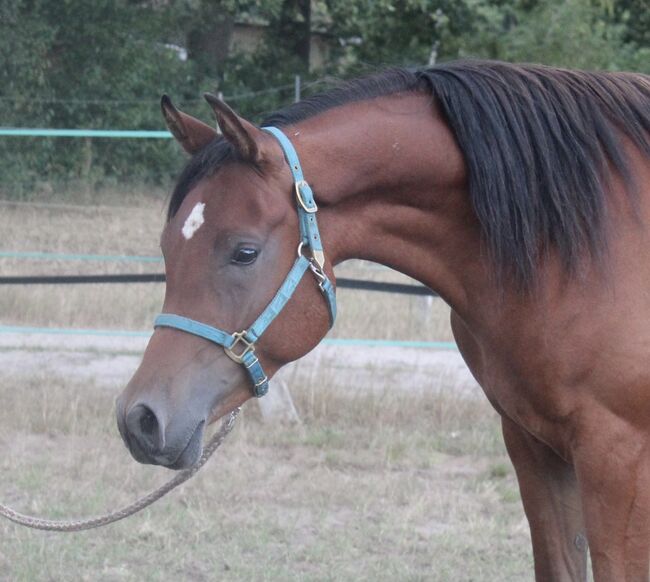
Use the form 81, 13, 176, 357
153, 126, 337, 397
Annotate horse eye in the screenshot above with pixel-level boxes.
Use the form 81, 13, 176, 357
232, 247, 258, 265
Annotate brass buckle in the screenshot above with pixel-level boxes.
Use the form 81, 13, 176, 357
224, 331, 255, 364
295, 180, 318, 213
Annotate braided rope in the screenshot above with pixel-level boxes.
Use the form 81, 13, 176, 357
0, 408, 239, 532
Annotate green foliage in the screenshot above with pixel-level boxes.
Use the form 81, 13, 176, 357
214, 50, 303, 120
458, 0, 650, 71
0, 0, 189, 197
613, 0, 650, 46
322, 0, 649, 72
1, 0, 57, 193
324, 0, 482, 68
0, 0, 647, 198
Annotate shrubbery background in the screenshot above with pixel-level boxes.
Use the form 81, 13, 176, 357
1, 0, 648, 198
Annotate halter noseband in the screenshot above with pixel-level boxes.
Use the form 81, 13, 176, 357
153, 126, 337, 397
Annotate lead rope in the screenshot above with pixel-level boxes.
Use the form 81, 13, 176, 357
0, 408, 239, 532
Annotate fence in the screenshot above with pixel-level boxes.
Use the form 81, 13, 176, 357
0, 126, 438, 297
0, 252, 451, 350
1, 125, 454, 351
0, 228, 449, 350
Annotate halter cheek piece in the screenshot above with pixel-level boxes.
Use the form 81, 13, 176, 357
153, 126, 337, 398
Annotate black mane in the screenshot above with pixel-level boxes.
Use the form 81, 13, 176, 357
170, 60, 650, 285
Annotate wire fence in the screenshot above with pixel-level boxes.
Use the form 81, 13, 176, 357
0, 247, 448, 349
0, 250, 436, 295
0, 123, 436, 296
0, 272, 437, 296
0, 325, 457, 350
0, 83, 297, 107
0, 76, 311, 197
1, 118, 453, 354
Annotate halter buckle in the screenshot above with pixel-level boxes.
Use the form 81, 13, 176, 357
224, 331, 255, 364
295, 180, 318, 213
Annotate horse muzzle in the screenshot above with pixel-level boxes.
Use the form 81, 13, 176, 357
116, 396, 207, 469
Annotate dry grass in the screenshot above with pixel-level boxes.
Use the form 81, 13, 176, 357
0, 200, 454, 340
0, 196, 534, 580
0, 201, 167, 330
0, 371, 531, 581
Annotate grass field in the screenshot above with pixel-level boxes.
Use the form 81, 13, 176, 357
0, 199, 454, 341
0, 196, 534, 581
0, 373, 531, 581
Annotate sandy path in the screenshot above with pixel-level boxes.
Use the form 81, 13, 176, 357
0, 331, 481, 398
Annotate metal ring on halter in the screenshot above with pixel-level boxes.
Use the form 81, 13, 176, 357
297, 242, 326, 282
297, 241, 326, 266
296, 241, 304, 259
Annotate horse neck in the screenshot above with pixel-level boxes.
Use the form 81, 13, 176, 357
290, 92, 489, 317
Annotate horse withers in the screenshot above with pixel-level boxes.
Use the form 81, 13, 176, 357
116, 61, 650, 581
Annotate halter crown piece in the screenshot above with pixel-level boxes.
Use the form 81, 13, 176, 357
153, 127, 337, 397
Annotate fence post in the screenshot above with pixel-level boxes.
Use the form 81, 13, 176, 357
257, 378, 301, 424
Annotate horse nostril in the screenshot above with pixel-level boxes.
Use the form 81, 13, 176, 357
140, 407, 157, 437
125, 403, 165, 455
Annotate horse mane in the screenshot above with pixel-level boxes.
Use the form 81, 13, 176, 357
170, 60, 650, 285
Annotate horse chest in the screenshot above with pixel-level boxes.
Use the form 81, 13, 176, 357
450, 310, 587, 455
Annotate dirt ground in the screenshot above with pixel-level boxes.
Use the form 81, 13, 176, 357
0, 332, 534, 581
0, 330, 480, 399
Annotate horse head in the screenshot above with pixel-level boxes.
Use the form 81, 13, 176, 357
116, 95, 335, 469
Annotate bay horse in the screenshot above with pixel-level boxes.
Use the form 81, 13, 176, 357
116, 60, 650, 581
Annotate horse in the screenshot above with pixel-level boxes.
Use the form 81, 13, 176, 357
115, 60, 650, 581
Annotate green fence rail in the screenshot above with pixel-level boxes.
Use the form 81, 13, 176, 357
0, 251, 163, 263
0, 128, 173, 139
0, 325, 458, 350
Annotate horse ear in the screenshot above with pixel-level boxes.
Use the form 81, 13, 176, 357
161, 95, 218, 155
203, 93, 265, 164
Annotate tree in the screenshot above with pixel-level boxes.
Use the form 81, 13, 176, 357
0, 0, 190, 195
1, 0, 647, 198
459, 0, 650, 72
612, 0, 650, 47
323, 0, 480, 69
